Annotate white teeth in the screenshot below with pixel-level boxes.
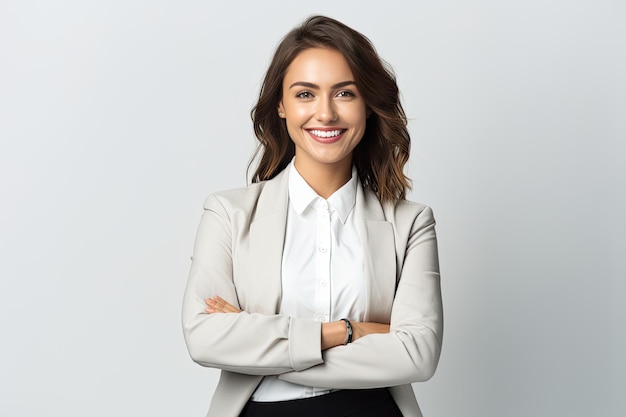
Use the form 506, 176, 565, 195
309, 129, 343, 138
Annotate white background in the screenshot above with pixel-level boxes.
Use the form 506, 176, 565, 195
1, 1, 624, 416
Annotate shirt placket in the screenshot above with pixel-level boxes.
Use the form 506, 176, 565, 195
314, 200, 331, 323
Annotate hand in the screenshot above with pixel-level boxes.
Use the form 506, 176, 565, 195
205, 295, 242, 314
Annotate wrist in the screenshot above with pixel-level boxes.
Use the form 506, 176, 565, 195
321, 321, 347, 350
340, 318, 353, 345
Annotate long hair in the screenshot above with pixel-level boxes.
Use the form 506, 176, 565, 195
249, 15, 411, 203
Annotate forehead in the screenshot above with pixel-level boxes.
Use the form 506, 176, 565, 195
283, 48, 354, 86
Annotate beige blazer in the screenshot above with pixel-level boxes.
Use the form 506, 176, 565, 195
182, 168, 443, 417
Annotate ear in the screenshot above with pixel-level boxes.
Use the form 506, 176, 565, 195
278, 102, 286, 118
366, 107, 373, 118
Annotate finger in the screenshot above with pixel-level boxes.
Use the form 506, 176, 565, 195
214, 295, 241, 313
212, 299, 227, 311
214, 295, 227, 304
207, 297, 226, 307
206, 298, 228, 313
207, 300, 227, 313
224, 303, 241, 313
213, 295, 230, 310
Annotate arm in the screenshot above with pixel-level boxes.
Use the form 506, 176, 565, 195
181, 194, 323, 375
206, 296, 390, 351
277, 205, 443, 389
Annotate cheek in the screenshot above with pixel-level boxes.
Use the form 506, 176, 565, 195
291, 104, 311, 118
342, 104, 368, 126
285, 107, 312, 130
352, 113, 368, 133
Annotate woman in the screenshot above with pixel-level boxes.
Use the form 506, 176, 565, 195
182, 15, 442, 417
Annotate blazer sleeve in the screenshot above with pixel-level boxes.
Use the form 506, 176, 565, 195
278, 205, 443, 388
182, 194, 323, 375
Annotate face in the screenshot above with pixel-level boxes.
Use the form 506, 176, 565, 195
278, 47, 367, 174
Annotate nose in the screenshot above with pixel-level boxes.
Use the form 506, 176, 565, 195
315, 96, 338, 123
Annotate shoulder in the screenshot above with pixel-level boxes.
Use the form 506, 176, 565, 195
201, 168, 289, 219
392, 199, 435, 222
378, 197, 438, 258
203, 182, 266, 213
370, 192, 435, 243
378, 194, 435, 225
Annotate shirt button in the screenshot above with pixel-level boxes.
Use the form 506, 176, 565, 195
319, 246, 327, 253
320, 281, 327, 287
317, 317, 326, 322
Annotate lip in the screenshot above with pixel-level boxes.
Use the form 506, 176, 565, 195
305, 128, 347, 144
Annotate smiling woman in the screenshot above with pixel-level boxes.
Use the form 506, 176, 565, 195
182, 15, 442, 417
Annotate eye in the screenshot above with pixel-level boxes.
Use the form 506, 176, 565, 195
336, 90, 356, 98
296, 91, 314, 99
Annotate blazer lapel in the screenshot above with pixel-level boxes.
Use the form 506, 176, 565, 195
248, 169, 289, 314
355, 184, 397, 323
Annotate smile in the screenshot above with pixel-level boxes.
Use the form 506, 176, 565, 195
306, 129, 347, 143
308, 129, 344, 138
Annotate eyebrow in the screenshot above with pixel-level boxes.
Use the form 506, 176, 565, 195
288, 80, 356, 90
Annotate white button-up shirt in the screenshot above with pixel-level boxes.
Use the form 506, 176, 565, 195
251, 160, 366, 401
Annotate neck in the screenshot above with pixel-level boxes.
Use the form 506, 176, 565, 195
294, 158, 352, 199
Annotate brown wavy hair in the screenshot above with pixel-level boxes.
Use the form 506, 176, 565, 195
249, 15, 411, 203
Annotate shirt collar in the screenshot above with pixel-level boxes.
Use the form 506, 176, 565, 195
288, 159, 357, 224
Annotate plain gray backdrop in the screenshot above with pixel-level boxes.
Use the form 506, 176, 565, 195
1, 1, 624, 416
